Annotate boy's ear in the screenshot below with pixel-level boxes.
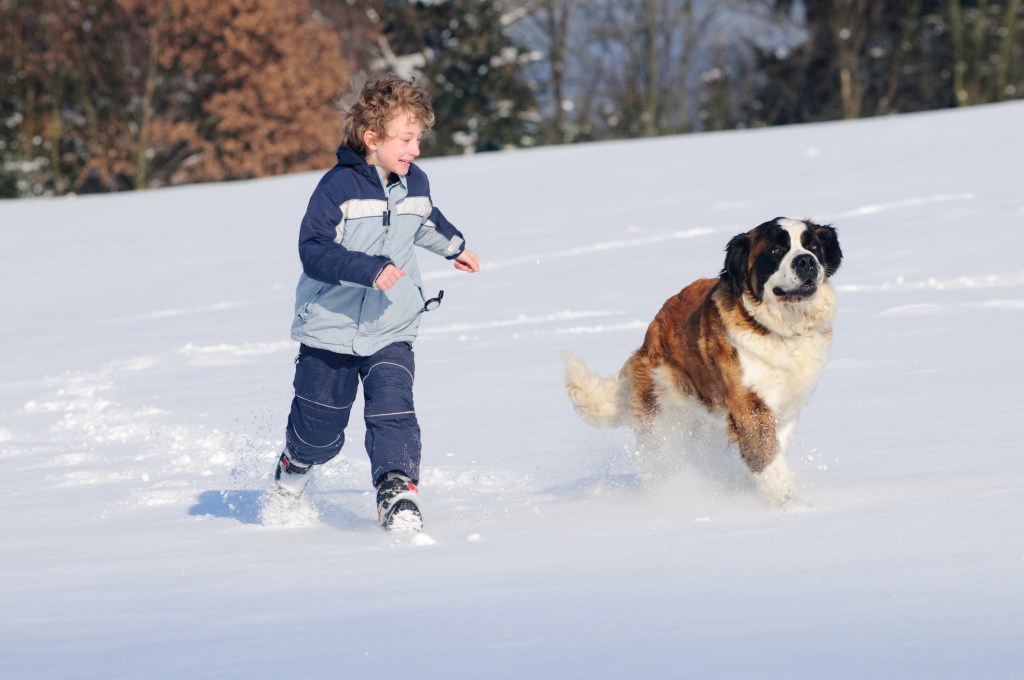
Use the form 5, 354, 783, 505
362, 129, 378, 151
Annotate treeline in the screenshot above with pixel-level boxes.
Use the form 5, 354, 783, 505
1, 0, 1021, 198
0, 0, 352, 197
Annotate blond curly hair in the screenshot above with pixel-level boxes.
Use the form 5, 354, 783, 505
337, 72, 435, 156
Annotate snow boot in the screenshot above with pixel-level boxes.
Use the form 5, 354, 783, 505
273, 448, 312, 497
376, 472, 423, 533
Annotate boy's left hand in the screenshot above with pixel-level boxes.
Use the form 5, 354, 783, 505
454, 248, 480, 273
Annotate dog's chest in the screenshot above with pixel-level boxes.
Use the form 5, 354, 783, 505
730, 328, 830, 416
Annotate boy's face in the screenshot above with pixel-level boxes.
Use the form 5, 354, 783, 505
363, 113, 425, 179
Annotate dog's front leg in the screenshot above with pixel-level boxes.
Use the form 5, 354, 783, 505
759, 418, 800, 508
755, 456, 798, 509
728, 400, 798, 508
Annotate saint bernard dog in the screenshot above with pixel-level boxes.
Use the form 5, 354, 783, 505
564, 217, 842, 508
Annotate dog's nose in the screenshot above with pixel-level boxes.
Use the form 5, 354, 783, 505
792, 253, 818, 280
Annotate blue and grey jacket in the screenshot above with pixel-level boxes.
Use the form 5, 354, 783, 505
291, 145, 466, 356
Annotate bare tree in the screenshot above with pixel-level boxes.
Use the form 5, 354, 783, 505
950, 0, 1024, 105
750, 0, 1024, 127
581, 0, 716, 137
498, 0, 579, 144
0, 0, 355, 196
833, 0, 871, 119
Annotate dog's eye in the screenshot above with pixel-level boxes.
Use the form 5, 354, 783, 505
771, 245, 785, 258
809, 241, 821, 253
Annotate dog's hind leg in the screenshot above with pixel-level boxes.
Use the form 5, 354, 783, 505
633, 424, 672, 485
628, 403, 660, 484
631, 406, 692, 484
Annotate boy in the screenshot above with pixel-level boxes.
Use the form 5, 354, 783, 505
272, 73, 479, 532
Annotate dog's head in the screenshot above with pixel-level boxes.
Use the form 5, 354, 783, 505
721, 217, 842, 304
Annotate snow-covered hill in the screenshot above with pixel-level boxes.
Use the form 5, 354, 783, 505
2, 101, 1023, 678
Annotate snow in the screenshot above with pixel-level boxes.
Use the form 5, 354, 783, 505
2, 101, 1023, 678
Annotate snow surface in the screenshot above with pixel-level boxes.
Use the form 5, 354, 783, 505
2, 102, 1023, 679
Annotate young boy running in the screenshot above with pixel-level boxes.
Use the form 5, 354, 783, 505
273, 73, 479, 532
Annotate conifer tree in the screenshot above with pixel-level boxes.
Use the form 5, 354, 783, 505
372, 0, 538, 154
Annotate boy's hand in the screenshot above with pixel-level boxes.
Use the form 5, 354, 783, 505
454, 248, 480, 273
375, 263, 405, 291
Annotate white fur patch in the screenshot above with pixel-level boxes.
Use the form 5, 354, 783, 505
763, 219, 824, 300
729, 294, 833, 417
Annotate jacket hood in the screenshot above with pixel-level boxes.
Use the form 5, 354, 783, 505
336, 143, 366, 168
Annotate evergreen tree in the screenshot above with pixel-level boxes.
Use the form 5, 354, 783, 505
373, 0, 538, 155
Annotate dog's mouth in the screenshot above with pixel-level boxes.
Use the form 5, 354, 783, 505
773, 279, 817, 302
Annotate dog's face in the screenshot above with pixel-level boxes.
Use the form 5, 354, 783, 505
722, 217, 842, 303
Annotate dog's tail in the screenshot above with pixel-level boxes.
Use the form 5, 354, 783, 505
562, 351, 629, 428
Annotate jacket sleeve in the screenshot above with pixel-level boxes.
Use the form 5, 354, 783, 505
298, 173, 390, 287
415, 205, 466, 260
412, 173, 466, 260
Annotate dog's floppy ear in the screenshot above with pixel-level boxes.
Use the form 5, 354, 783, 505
814, 223, 843, 277
721, 232, 750, 295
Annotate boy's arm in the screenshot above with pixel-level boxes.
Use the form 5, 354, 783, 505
410, 169, 477, 272
298, 178, 391, 287
414, 204, 466, 260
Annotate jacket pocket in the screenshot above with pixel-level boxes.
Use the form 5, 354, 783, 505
297, 284, 327, 320
373, 277, 422, 337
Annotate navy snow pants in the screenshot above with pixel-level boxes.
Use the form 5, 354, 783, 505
285, 342, 421, 486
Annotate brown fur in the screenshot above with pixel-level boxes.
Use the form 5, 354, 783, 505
625, 278, 778, 474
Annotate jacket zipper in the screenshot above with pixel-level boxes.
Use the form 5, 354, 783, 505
366, 182, 393, 341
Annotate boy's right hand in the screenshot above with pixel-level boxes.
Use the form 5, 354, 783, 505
375, 263, 405, 291
454, 248, 480, 273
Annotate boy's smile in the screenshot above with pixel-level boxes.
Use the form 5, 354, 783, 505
364, 114, 425, 180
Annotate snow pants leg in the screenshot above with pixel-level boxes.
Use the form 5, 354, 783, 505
285, 343, 421, 486
285, 345, 360, 467
360, 342, 421, 486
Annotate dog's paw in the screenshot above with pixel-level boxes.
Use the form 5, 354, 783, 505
756, 458, 799, 509
775, 490, 801, 510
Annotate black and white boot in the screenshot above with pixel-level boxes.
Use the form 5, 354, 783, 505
274, 449, 312, 498
376, 472, 423, 533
